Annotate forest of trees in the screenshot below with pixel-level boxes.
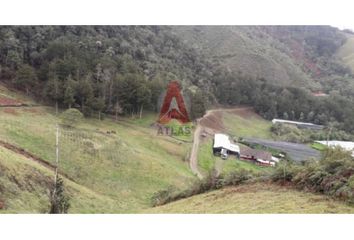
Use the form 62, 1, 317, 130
215, 71, 354, 133
0, 26, 212, 119
1, 26, 354, 133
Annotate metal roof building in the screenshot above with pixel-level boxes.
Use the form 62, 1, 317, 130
272, 119, 324, 130
213, 133, 240, 154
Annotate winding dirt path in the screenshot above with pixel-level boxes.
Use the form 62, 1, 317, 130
189, 121, 203, 179
188, 107, 253, 179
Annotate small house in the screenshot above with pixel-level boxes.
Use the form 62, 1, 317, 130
240, 148, 275, 166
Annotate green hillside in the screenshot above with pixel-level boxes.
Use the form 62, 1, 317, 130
336, 33, 354, 72
0, 146, 119, 213
2, 26, 354, 133
173, 26, 314, 88
0, 87, 197, 213
146, 182, 354, 214
1, 26, 354, 213
173, 26, 348, 90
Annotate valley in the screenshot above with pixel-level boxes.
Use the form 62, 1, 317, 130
1, 26, 354, 214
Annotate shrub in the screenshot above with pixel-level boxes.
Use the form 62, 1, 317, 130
222, 169, 253, 186
272, 147, 354, 203
49, 177, 70, 214
271, 161, 300, 182
60, 108, 84, 127
349, 176, 354, 189
151, 169, 255, 207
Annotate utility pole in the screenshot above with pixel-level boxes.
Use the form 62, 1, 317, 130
55, 101, 58, 116
54, 124, 59, 190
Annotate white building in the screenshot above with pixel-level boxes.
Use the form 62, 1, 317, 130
315, 140, 354, 157
272, 119, 324, 130
213, 133, 240, 157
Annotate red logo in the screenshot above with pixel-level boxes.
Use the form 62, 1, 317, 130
158, 81, 190, 124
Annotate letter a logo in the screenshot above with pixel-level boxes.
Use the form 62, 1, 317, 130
158, 81, 190, 124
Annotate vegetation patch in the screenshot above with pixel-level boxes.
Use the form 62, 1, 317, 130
311, 142, 327, 151
146, 182, 354, 213
271, 148, 354, 204
0, 106, 197, 213
223, 111, 272, 139
150, 169, 254, 207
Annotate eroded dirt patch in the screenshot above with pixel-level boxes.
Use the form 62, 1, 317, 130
199, 110, 225, 132
228, 107, 259, 119
0, 97, 23, 107
3, 108, 19, 115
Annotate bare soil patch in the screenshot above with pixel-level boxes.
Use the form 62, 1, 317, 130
3, 108, 19, 115
228, 107, 259, 119
0, 97, 23, 107
199, 110, 224, 132
22, 108, 38, 113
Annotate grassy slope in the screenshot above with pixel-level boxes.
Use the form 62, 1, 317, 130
0, 146, 119, 213
0, 107, 196, 212
173, 26, 316, 89
3, 82, 350, 214
223, 112, 272, 139
0, 85, 197, 213
146, 182, 354, 213
336, 33, 354, 73
0, 85, 35, 105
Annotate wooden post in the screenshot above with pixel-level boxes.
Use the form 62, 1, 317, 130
54, 124, 59, 188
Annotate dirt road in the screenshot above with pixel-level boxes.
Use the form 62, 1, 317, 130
189, 121, 203, 179
189, 107, 253, 179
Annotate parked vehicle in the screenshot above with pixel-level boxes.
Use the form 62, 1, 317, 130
221, 148, 228, 160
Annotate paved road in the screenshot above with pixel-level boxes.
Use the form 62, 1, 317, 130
243, 138, 321, 162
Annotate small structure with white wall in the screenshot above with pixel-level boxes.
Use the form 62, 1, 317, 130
213, 133, 240, 159
240, 148, 276, 167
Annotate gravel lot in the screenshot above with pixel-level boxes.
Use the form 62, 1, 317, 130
243, 138, 321, 162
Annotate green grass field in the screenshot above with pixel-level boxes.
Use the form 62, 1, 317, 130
146, 182, 354, 213
0, 106, 197, 213
0, 146, 120, 213
311, 142, 327, 151
223, 112, 272, 139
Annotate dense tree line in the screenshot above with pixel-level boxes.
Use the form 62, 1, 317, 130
1, 26, 354, 129
0, 26, 212, 119
215, 71, 354, 133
